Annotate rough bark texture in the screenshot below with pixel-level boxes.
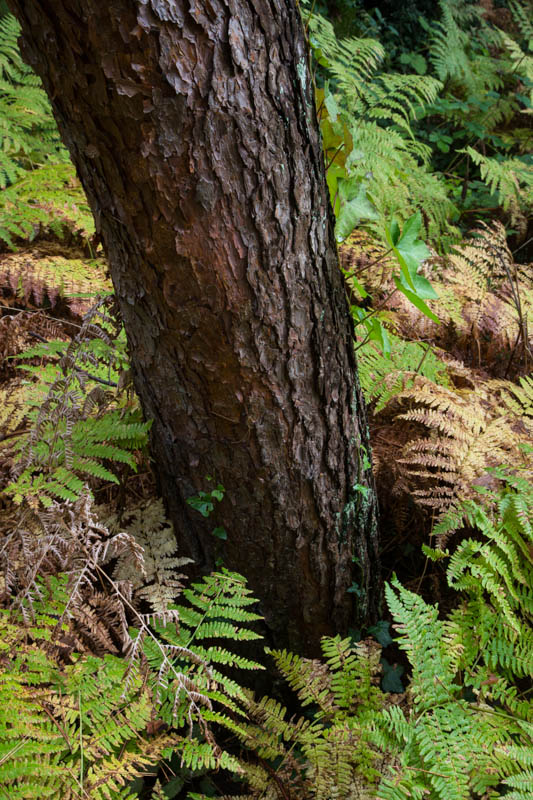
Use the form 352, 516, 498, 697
10, 0, 380, 654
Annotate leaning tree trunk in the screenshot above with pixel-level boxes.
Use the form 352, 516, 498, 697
10, 0, 379, 654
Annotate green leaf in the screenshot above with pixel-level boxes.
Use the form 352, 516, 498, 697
326, 161, 344, 207
381, 657, 404, 693
347, 581, 362, 596
387, 218, 401, 246
335, 179, 378, 242
324, 86, 340, 122
395, 270, 438, 301
392, 212, 431, 287
211, 485, 225, 501
393, 275, 440, 323
368, 620, 393, 647
367, 317, 391, 355
187, 493, 214, 518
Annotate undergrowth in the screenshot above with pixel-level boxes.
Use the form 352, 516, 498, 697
0, 2, 532, 799
209, 472, 533, 800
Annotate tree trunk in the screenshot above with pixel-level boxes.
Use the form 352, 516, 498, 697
9, 0, 380, 654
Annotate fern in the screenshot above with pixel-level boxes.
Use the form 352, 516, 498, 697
112, 499, 194, 615
216, 636, 386, 800
500, 28, 533, 109
0, 488, 263, 797
309, 14, 441, 133
0, 14, 78, 250
394, 377, 525, 514
0, 248, 110, 316
507, 0, 533, 48
366, 221, 533, 377
358, 332, 450, 413
0, 13, 95, 251
429, 0, 487, 92
4, 298, 149, 507
463, 147, 533, 227
143, 570, 264, 718
307, 10, 458, 244
377, 472, 533, 800
494, 373, 533, 434
0, 15, 67, 190
0, 162, 95, 249
0, 588, 237, 800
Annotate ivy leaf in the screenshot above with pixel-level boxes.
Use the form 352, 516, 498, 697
211, 484, 225, 502
324, 85, 340, 122
381, 657, 405, 693
393, 275, 440, 324
387, 212, 431, 289
367, 317, 391, 355
187, 492, 214, 518
335, 178, 378, 242
368, 620, 393, 647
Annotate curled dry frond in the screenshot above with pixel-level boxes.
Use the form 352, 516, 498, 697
110, 498, 193, 615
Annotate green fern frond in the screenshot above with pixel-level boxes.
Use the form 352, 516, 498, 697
507, 0, 533, 47
463, 147, 533, 221
5, 300, 150, 508
308, 10, 457, 242
358, 333, 450, 413
0, 162, 95, 249
430, 1, 476, 89
378, 470, 533, 799
385, 579, 457, 708
0, 603, 179, 800
0, 15, 67, 195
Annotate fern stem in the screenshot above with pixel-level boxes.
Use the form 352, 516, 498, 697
325, 143, 345, 173
0, 735, 31, 766
403, 764, 457, 779
0, 304, 83, 329
184, 574, 226, 649
414, 343, 431, 375
37, 699, 73, 749
353, 288, 399, 332
344, 247, 393, 280
78, 690, 84, 789
353, 332, 371, 352
512, 235, 533, 256
257, 755, 292, 799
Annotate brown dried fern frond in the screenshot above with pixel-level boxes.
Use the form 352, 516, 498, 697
339, 228, 394, 278
111, 498, 193, 615
0, 380, 28, 440
0, 308, 69, 378
486, 373, 533, 436
0, 490, 144, 640
395, 377, 527, 516
0, 246, 111, 318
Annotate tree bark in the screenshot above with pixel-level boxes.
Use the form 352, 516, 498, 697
9, 0, 380, 654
